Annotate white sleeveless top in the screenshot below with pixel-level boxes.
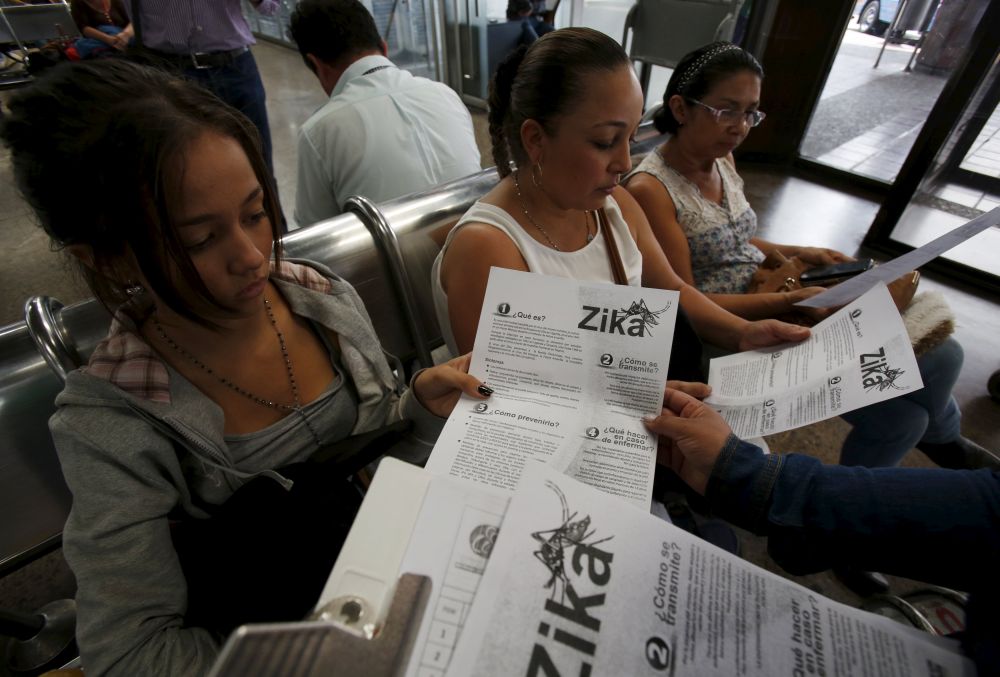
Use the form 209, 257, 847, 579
432, 196, 643, 355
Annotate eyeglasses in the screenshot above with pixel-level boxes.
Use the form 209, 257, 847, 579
687, 99, 766, 128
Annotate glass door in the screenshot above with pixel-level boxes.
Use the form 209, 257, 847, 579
799, 0, 989, 185
864, 0, 1000, 290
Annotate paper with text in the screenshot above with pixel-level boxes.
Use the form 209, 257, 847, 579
426, 268, 678, 509
446, 464, 974, 676
400, 474, 510, 677
706, 284, 923, 438
796, 206, 999, 308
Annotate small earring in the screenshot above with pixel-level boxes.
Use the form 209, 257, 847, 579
125, 281, 145, 297
531, 162, 544, 189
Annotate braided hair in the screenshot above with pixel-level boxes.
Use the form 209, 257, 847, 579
487, 27, 630, 177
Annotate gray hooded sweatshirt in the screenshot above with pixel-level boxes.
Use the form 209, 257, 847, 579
50, 261, 443, 676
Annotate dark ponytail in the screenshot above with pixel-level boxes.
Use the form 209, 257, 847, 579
487, 27, 630, 178
488, 44, 529, 176
655, 41, 763, 135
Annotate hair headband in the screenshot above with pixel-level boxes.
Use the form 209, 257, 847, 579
676, 43, 743, 94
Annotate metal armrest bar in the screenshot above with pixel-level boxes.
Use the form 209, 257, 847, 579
23, 296, 81, 384
345, 195, 435, 369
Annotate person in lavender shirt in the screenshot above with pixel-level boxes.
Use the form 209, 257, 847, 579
121, 0, 276, 171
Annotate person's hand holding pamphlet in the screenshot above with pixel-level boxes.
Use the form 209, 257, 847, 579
706, 283, 923, 438
426, 267, 679, 509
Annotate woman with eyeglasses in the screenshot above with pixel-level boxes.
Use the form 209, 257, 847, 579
624, 42, 852, 320
434, 29, 814, 386
625, 42, 998, 593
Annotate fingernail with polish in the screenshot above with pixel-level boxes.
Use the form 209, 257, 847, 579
477, 385, 494, 397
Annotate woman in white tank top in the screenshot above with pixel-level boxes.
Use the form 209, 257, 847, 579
433, 29, 809, 370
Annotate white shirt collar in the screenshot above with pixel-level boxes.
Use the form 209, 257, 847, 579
332, 54, 396, 98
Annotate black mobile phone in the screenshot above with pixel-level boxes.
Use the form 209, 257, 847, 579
799, 258, 874, 285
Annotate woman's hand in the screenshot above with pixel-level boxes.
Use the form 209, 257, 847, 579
785, 287, 837, 322
665, 380, 711, 401
645, 388, 733, 495
793, 247, 852, 266
412, 353, 491, 418
737, 319, 810, 351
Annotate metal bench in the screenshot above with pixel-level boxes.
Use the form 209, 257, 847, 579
0, 173, 498, 580
0, 125, 666, 579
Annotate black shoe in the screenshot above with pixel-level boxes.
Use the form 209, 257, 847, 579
918, 437, 1000, 470
834, 567, 890, 597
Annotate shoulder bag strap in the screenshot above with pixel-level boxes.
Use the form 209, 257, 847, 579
598, 207, 629, 286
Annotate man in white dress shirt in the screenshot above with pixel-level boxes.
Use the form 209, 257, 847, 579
289, 0, 482, 228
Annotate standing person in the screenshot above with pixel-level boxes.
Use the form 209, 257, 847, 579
623, 42, 998, 474
432, 28, 810, 377
289, 0, 481, 228
120, 0, 276, 172
1, 59, 486, 676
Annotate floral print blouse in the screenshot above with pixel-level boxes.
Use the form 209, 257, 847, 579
630, 150, 764, 294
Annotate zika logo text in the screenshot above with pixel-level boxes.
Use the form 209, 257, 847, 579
578, 299, 668, 337
860, 347, 905, 392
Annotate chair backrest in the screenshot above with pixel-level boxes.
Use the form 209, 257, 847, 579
625, 0, 744, 70
0, 314, 73, 576
0, 3, 80, 44
354, 169, 500, 364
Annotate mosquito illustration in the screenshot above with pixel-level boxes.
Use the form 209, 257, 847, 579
531, 481, 613, 602
864, 365, 907, 392
619, 299, 668, 336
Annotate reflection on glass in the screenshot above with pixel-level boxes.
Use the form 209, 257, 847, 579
241, 0, 435, 80
800, 0, 987, 184
889, 57, 1000, 277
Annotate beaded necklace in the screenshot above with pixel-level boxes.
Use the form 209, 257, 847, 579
153, 297, 322, 447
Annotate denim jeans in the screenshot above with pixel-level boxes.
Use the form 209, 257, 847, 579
184, 50, 273, 173
839, 336, 963, 467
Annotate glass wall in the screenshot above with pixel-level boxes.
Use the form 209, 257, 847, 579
242, 0, 438, 80
800, 0, 988, 184
884, 54, 1000, 277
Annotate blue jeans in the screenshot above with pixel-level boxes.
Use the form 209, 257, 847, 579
184, 49, 273, 173
74, 25, 123, 60
839, 336, 963, 467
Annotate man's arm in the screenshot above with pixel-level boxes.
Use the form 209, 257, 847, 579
646, 389, 1000, 593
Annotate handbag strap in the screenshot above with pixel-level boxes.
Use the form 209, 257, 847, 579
598, 208, 628, 286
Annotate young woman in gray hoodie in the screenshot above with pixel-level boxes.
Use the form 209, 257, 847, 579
2, 59, 488, 676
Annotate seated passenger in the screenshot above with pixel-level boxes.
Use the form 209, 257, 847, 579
1, 59, 486, 676
289, 0, 482, 227
507, 0, 554, 45
644, 387, 999, 673
433, 28, 810, 380
69, 0, 131, 59
623, 42, 999, 473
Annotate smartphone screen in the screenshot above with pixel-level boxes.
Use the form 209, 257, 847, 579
799, 258, 874, 285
